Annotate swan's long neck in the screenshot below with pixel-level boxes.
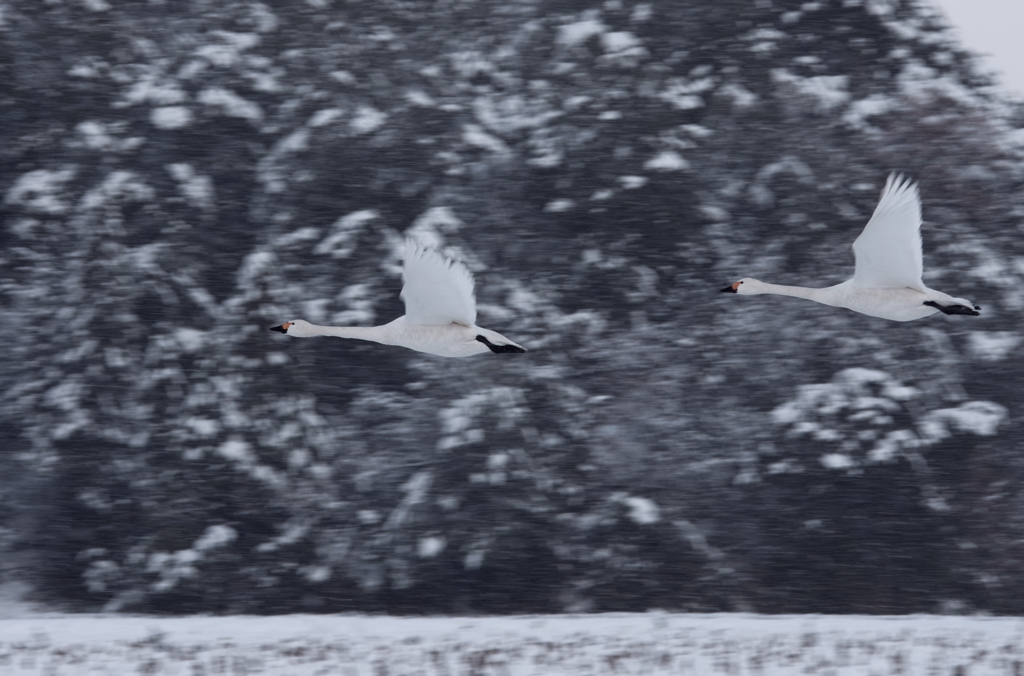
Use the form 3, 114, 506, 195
304, 323, 393, 345
752, 282, 837, 305
756, 282, 824, 299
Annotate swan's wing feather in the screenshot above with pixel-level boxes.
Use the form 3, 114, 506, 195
851, 173, 925, 290
400, 240, 477, 326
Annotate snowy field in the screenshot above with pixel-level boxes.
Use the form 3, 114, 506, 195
0, 612, 1022, 675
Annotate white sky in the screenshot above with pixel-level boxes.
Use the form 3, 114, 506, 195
929, 0, 1024, 99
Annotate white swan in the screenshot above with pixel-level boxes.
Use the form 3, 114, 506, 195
722, 173, 980, 322
270, 240, 526, 357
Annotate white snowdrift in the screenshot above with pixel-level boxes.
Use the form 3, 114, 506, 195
0, 612, 1021, 675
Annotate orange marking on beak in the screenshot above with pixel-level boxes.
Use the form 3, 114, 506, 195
282, 322, 293, 330
731, 281, 740, 291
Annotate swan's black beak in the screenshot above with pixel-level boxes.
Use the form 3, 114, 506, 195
269, 324, 289, 334
721, 285, 738, 293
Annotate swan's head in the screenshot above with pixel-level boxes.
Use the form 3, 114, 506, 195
721, 278, 764, 295
269, 319, 314, 336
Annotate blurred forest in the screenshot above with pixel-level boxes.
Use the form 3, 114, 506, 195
1, 0, 1023, 616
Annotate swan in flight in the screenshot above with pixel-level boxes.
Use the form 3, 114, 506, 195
270, 240, 526, 357
722, 173, 980, 322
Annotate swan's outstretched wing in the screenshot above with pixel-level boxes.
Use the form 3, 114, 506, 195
851, 173, 925, 290
400, 240, 477, 326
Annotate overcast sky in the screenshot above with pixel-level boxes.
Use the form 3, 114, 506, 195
930, 0, 1024, 99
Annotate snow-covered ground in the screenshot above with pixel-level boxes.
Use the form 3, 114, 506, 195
0, 611, 1022, 675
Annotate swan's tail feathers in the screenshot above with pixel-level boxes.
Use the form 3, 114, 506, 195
475, 335, 527, 354
269, 322, 292, 334
923, 301, 981, 316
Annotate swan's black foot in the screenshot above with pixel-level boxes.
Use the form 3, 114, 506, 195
923, 301, 980, 316
476, 335, 527, 353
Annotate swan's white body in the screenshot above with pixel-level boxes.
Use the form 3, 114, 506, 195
271, 241, 525, 357
723, 174, 980, 322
